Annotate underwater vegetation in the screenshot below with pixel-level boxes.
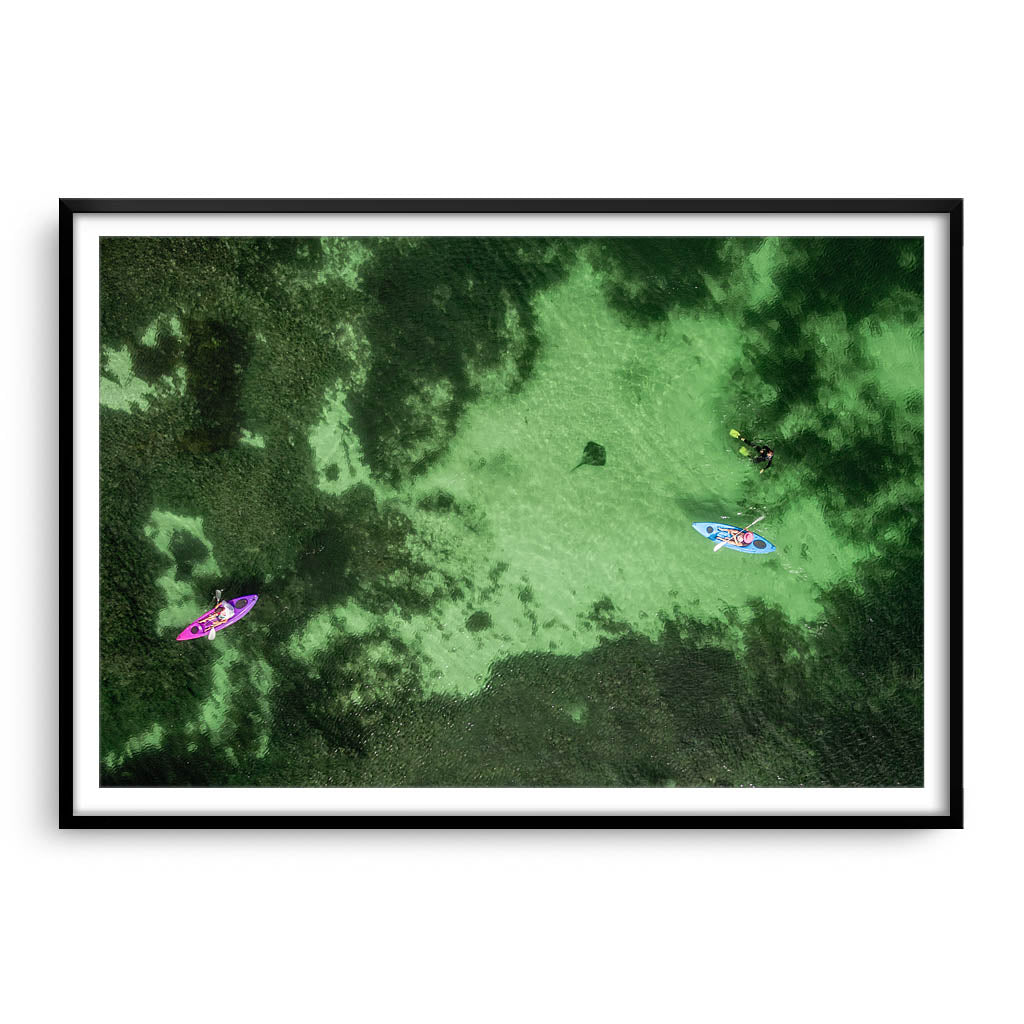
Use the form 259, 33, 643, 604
98, 234, 923, 787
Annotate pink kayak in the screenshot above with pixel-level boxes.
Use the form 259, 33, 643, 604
176, 594, 259, 641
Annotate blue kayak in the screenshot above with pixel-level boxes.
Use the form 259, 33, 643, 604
692, 521, 776, 554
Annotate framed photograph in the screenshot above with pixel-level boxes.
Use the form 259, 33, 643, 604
63, 198, 962, 826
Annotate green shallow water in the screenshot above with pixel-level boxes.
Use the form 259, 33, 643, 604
99, 235, 923, 787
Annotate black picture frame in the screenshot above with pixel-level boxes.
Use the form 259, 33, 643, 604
61, 197, 963, 828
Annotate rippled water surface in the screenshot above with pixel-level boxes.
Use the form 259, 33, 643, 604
99, 236, 924, 786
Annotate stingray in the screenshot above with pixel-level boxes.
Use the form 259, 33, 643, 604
571, 441, 606, 471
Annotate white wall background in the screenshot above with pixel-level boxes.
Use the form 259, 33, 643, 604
2, 2, 1014, 1021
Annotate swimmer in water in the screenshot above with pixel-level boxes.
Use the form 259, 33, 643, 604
730, 430, 774, 474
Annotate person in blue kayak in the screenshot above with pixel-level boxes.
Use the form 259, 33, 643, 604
730, 429, 774, 474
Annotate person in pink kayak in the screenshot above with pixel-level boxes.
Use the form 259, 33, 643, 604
206, 589, 235, 638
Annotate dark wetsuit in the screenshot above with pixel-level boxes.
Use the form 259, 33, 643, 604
752, 445, 774, 469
